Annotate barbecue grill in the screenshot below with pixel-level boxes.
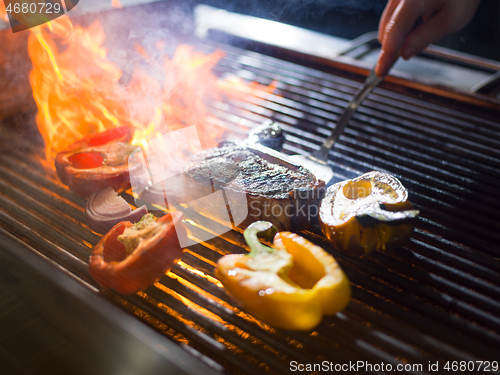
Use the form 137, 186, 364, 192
1, 2, 500, 374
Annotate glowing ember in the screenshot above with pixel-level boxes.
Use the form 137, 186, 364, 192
27, 14, 275, 169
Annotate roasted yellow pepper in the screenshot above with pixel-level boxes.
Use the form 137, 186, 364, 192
319, 171, 419, 256
216, 221, 351, 331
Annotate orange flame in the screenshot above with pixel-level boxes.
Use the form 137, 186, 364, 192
27, 15, 275, 168
29, 17, 125, 162
111, 0, 123, 9
0, 0, 8, 22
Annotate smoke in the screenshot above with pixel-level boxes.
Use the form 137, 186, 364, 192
313, 0, 387, 14
203, 0, 386, 21
272, 0, 387, 15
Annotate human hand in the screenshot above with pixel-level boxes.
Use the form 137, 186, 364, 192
375, 0, 482, 77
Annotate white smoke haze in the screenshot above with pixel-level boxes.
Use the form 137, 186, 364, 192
129, 126, 249, 246
201, 0, 385, 20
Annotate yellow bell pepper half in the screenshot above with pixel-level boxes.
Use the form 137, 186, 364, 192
216, 221, 351, 331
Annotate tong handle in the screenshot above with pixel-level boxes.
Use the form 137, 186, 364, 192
312, 68, 383, 162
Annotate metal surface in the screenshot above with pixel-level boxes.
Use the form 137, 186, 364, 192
472, 70, 500, 96
317, 68, 383, 159
0, 229, 222, 375
195, 5, 500, 102
350, 38, 500, 95
289, 67, 383, 184
194, 5, 351, 62
1, 31, 500, 374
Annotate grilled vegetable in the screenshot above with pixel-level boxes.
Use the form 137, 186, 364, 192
247, 121, 286, 151
55, 126, 139, 196
319, 171, 419, 256
216, 221, 351, 330
86, 186, 148, 232
89, 212, 186, 294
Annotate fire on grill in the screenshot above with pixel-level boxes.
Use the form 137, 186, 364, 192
1, 1, 500, 375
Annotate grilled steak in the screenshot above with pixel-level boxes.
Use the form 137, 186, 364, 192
140, 142, 325, 232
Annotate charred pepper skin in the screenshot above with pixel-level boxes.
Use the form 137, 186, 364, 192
89, 212, 186, 294
216, 221, 351, 331
55, 126, 138, 197
319, 171, 419, 256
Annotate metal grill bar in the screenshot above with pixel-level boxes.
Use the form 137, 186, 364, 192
1, 38, 500, 375
211, 44, 500, 164
205, 44, 500, 233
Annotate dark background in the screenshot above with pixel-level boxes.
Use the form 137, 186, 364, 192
194, 0, 500, 62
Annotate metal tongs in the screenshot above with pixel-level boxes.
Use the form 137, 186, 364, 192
289, 68, 384, 185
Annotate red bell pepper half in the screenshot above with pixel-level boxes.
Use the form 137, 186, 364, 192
89, 212, 187, 294
55, 126, 138, 196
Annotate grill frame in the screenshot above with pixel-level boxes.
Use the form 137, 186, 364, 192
1, 5, 500, 374
0, 227, 223, 375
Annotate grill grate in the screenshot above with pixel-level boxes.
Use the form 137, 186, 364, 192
1, 38, 500, 375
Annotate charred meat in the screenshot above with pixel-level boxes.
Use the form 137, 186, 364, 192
140, 142, 325, 232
